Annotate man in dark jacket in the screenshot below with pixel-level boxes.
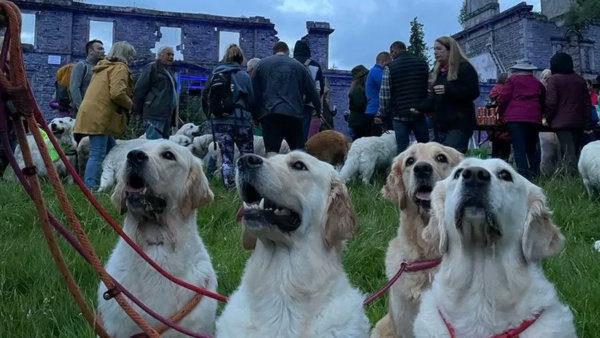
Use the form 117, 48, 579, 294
292, 39, 325, 145
133, 46, 178, 139
252, 41, 321, 156
376, 41, 430, 154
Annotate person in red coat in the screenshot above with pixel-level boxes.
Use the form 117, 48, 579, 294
497, 59, 546, 179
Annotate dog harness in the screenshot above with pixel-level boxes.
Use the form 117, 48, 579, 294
437, 307, 542, 338
39, 128, 71, 162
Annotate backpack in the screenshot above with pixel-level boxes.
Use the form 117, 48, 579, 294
55, 61, 89, 108
206, 70, 240, 119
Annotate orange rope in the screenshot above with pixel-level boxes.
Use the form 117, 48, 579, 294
0, 1, 158, 337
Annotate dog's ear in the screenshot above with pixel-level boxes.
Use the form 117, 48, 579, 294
444, 145, 465, 166
111, 176, 128, 215
381, 156, 407, 209
422, 182, 448, 254
325, 180, 359, 249
521, 186, 564, 262
241, 228, 257, 251
183, 158, 214, 213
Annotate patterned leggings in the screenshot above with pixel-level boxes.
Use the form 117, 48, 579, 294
214, 124, 254, 189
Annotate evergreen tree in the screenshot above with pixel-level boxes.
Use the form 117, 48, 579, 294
458, 0, 468, 26
565, 0, 600, 33
408, 17, 431, 66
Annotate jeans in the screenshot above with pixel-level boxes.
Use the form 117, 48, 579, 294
507, 122, 540, 179
393, 119, 430, 154
214, 124, 254, 189
434, 127, 473, 154
144, 118, 171, 140
85, 134, 116, 190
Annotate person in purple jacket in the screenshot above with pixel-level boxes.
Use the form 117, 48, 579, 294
366, 51, 391, 136
497, 59, 546, 179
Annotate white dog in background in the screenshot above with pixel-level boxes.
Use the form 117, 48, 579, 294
414, 158, 576, 338
578, 140, 600, 198
340, 131, 397, 184
99, 140, 217, 337
12, 117, 77, 183
216, 152, 369, 338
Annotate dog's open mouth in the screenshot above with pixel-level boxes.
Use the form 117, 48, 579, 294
413, 185, 433, 209
50, 125, 65, 135
123, 172, 167, 216
235, 183, 301, 232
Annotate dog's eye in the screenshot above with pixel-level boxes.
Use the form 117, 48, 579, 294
291, 161, 308, 171
436, 154, 448, 163
453, 168, 463, 179
497, 169, 513, 182
162, 151, 176, 161
406, 157, 415, 166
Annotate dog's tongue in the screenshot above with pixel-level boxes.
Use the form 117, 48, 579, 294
416, 191, 431, 201
235, 205, 244, 222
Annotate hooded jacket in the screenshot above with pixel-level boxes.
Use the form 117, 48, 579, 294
73, 59, 132, 137
293, 40, 325, 98
201, 62, 255, 126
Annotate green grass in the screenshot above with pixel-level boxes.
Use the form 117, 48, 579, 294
0, 175, 599, 337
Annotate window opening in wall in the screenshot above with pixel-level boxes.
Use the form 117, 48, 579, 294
151, 27, 184, 61
21, 13, 36, 45
218, 31, 240, 61
89, 20, 114, 52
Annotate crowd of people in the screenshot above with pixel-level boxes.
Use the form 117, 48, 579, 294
1, 33, 598, 190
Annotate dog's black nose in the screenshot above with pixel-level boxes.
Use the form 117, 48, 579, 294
50, 123, 57, 130
127, 149, 149, 164
237, 154, 263, 170
413, 162, 433, 178
462, 166, 491, 186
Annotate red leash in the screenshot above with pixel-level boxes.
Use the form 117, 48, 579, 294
438, 307, 542, 338
363, 258, 442, 306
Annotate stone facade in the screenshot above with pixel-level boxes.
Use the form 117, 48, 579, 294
454, 1, 600, 105
14, 0, 352, 134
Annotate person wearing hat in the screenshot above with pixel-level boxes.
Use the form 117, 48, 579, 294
347, 65, 371, 140
377, 40, 431, 154
497, 58, 546, 179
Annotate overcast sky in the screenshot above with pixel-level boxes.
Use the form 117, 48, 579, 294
20, 0, 541, 70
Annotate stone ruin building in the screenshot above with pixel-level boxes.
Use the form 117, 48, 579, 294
455, 0, 600, 105
13, 0, 352, 133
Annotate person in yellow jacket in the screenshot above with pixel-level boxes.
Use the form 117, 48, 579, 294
74, 41, 136, 190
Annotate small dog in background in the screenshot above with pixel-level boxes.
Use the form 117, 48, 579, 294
305, 130, 350, 168
340, 131, 397, 184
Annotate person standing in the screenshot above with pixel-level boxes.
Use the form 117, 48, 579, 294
69, 39, 105, 113
412, 36, 480, 154
133, 46, 179, 140
377, 41, 430, 154
366, 51, 391, 136
251, 41, 321, 157
347, 65, 370, 140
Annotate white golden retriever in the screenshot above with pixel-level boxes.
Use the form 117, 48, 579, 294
414, 158, 576, 337
215, 151, 369, 338
578, 140, 600, 198
12, 117, 77, 183
138, 122, 203, 140
98, 136, 196, 192
372, 142, 463, 338
340, 131, 397, 184
99, 139, 217, 337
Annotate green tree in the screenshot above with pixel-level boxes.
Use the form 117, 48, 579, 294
458, 0, 468, 26
565, 0, 600, 32
408, 17, 431, 66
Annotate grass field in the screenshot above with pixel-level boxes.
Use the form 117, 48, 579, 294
0, 174, 599, 337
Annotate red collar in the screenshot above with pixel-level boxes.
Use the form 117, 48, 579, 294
437, 307, 542, 338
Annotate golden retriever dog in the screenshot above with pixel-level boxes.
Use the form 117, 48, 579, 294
98, 139, 218, 337
305, 129, 351, 168
414, 158, 576, 337
215, 151, 369, 338
372, 142, 463, 338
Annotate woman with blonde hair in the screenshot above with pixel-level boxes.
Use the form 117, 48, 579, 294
201, 43, 255, 190
412, 36, 480, 154
539, 68, 552, 87
74, 41, 136, 190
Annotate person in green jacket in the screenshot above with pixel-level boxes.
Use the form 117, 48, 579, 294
347, 65, 370, 140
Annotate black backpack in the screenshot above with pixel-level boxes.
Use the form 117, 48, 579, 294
206, 70, 239, 119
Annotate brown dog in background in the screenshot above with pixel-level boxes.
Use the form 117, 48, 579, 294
305, 130, 350, 168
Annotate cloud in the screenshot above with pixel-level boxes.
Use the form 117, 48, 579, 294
275, 0, 334, 16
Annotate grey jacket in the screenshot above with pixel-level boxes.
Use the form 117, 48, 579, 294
251, 54, 321, 119
201, 62, 255, 127
133, 61, 178, 121
69, 58, 97, 111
